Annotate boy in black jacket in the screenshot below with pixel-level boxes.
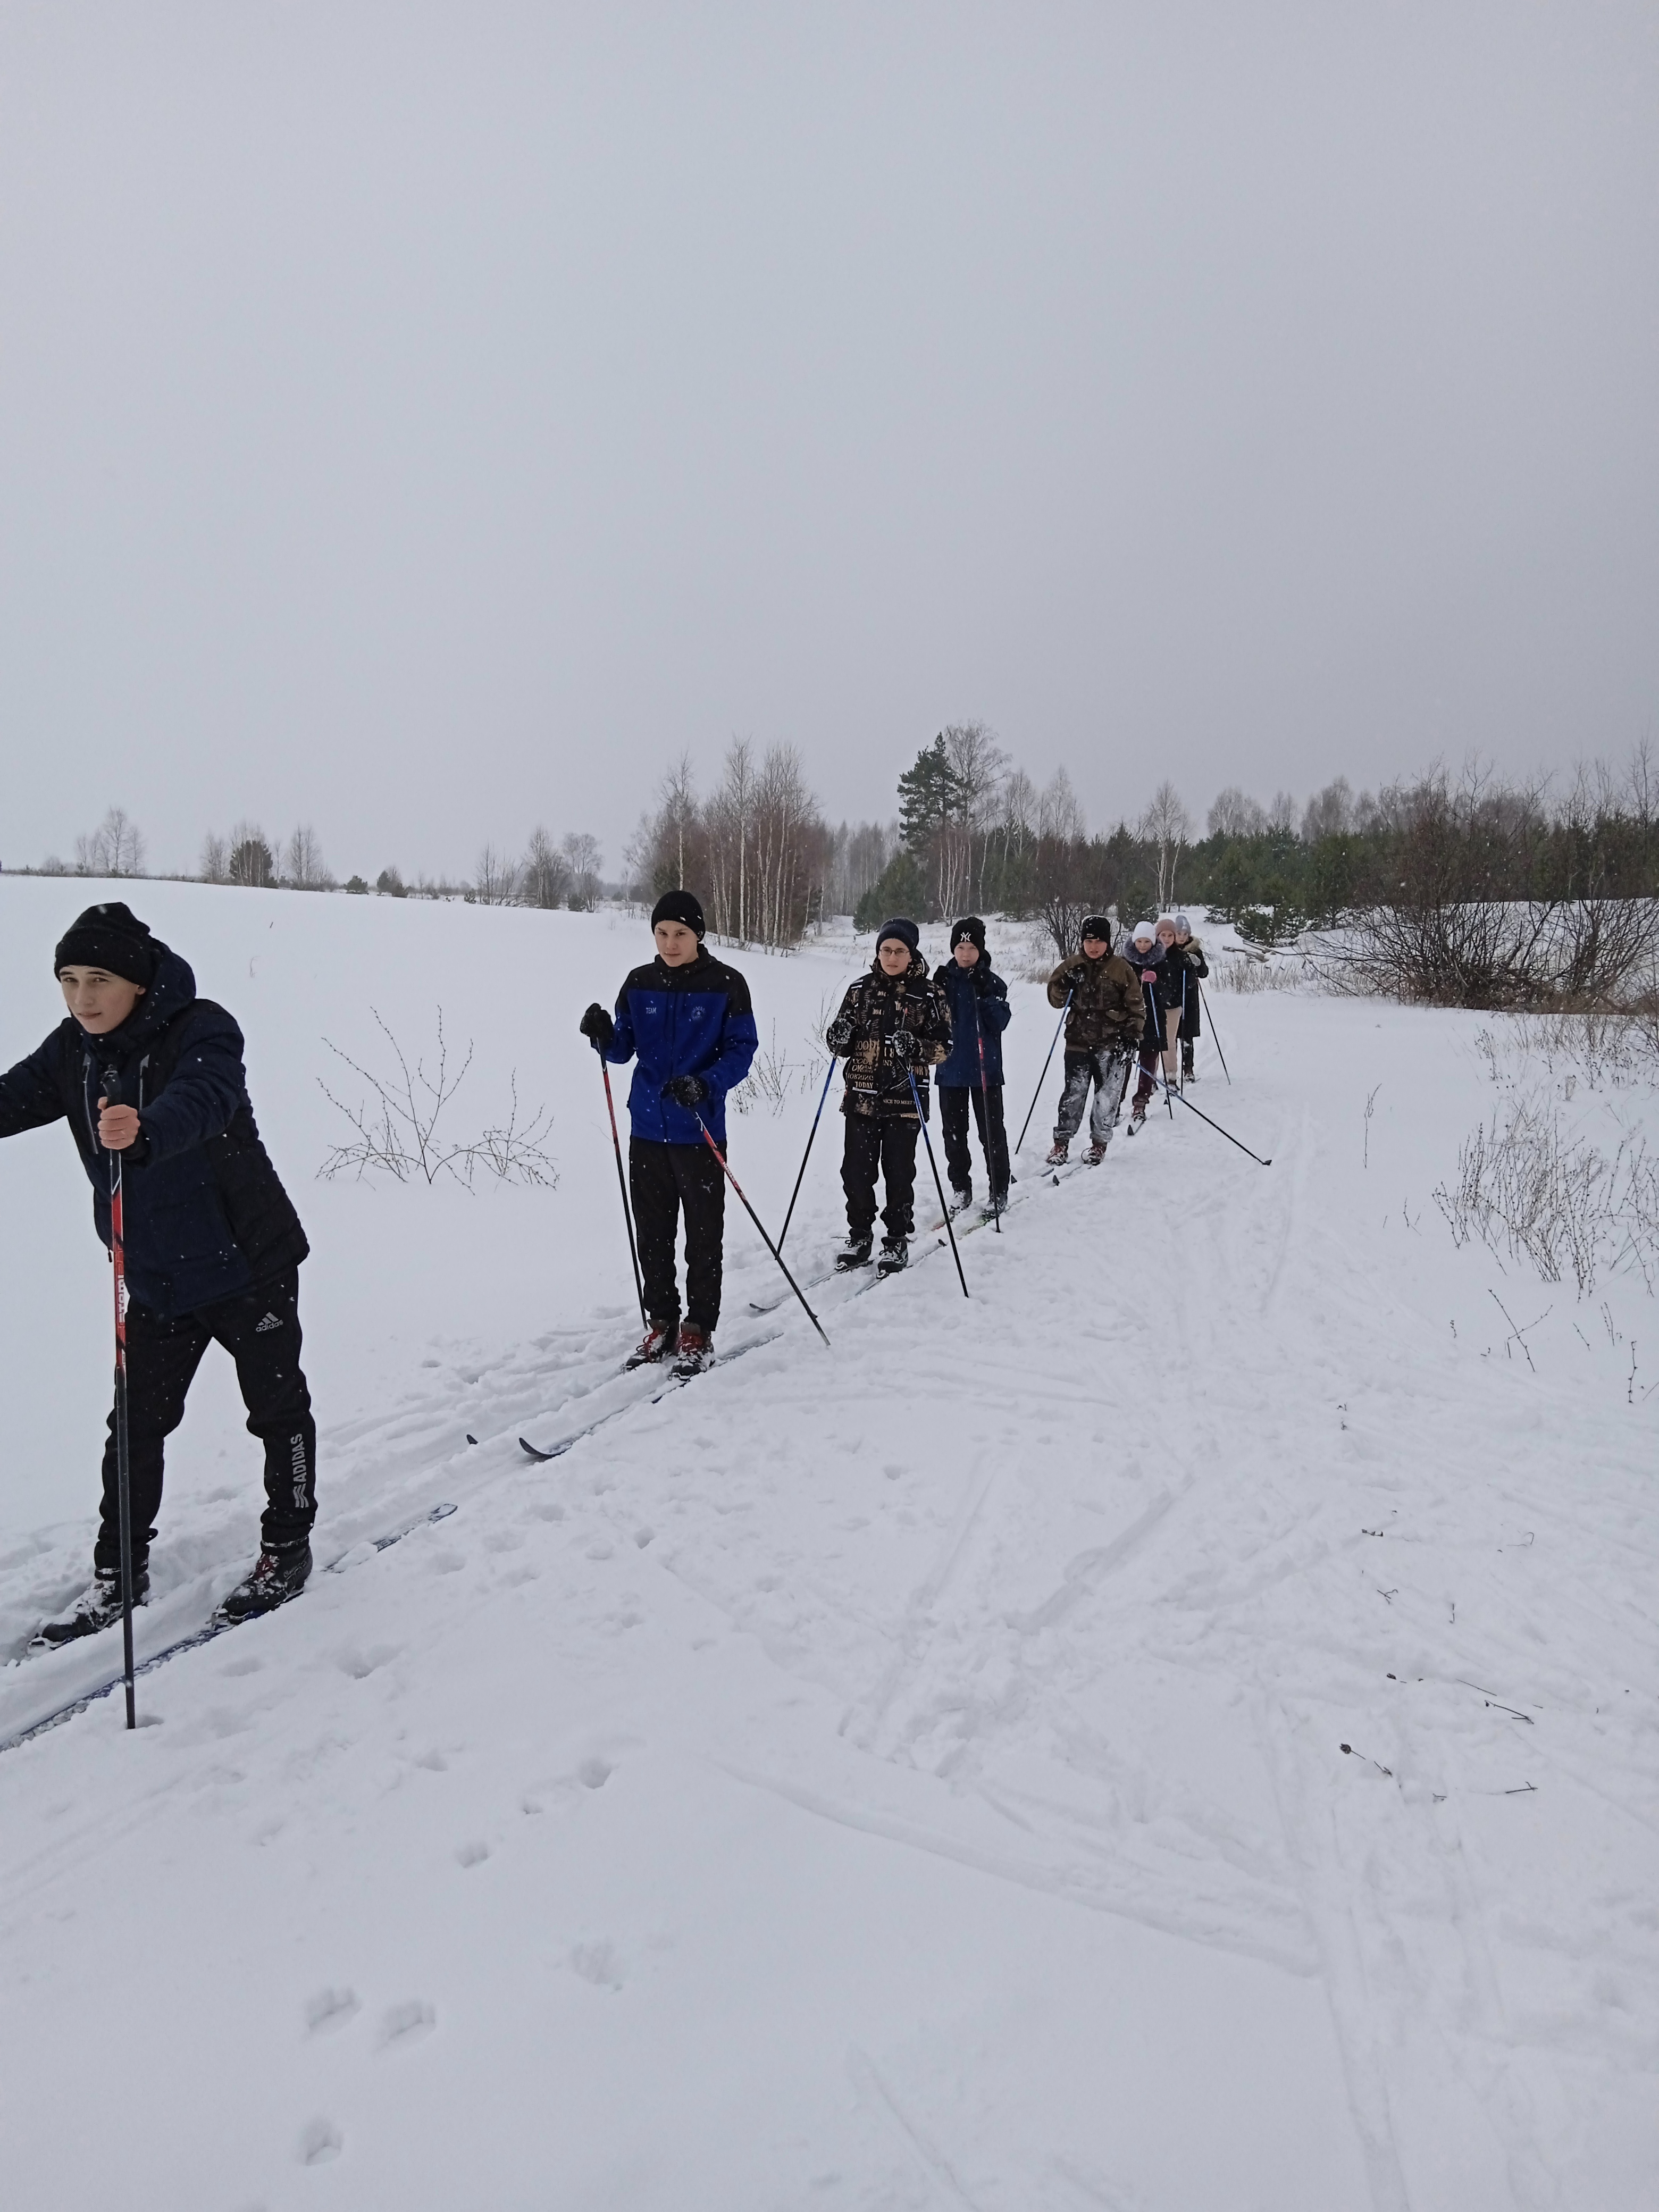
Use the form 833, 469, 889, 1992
0, 904, 315, 1648
931, 917, 1012, 1217
825, 918, 951, 1275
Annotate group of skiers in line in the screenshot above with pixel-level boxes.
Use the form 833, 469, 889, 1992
579, 892, 1208, 1376
2, 890, 1204, 1655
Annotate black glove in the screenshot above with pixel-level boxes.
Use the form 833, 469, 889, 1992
890, 1027, 921, 1062
579, 1003, 614, 1050
825, 1016, 854, 1054
664, 1074, 709, 1108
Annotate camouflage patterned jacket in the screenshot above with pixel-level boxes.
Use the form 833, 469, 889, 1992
831, 953, 952, 1121
1045, 951, 1143, 1051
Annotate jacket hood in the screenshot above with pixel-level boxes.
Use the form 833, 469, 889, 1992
79, 943, 197, 1059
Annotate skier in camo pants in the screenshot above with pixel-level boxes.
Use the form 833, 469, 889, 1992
1044, 917, 1144, 1166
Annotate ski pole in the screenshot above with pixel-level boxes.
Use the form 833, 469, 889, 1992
692, 1115, 831, 1346
778, 1054, 835, 1255
969, 990, 1001, 1234
1197, 976, 1231, 1084
907, 1067, 970, 1297
103, 1088, 137, 1731
1013, 988, 1073, 1154
1156, 1067, 1271, 1166
593, 1045, 648, 1329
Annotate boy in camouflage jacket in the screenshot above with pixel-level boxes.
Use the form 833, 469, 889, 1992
825, 917, 951, 1273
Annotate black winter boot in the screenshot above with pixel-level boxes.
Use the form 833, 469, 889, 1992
31, 1565, 150, 1653
835, 1233, 874, 1271
876, 1236, 909, 1276
672, 1323, 714, 1378
626, 1318, 676, 1368
220, 1543, 312, 1624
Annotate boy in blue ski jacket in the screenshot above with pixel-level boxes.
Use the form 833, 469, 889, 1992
579, 891, 757, 1375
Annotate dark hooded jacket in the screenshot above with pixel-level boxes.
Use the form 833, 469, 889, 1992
1166, 934, 1209, 1039
0, 945, 308, 1317
831, 951, 951, 1121
1123, 939, 1174, 1047
932, 957, 1011, 1088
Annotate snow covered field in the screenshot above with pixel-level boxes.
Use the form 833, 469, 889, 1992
1, 877, 1655, 2211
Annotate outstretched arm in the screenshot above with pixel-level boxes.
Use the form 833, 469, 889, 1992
0, 1037, 69, 1141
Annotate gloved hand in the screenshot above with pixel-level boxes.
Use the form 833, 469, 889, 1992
664, 1074, 710, 1108
825, 1016, 855, 1055
890, 1027, 921, 1062
579, 1003, 614, 1050
971, 967, 995, 995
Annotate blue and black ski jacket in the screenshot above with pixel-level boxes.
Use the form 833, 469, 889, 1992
931, 959, 1011, 1088
604, 949, 758, 1146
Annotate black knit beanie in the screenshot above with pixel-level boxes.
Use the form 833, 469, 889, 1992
651, 890, 705, 938
950, 916, 986, 954
1079, 915, 1113, 945
53, 902, 158, 987
875, 916, 920, 954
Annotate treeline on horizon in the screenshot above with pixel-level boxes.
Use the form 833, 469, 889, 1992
19, 726, 1659, 1007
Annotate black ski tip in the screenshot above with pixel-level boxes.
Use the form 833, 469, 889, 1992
465, 1434, 477, 1445
519, 1435, 556, 1462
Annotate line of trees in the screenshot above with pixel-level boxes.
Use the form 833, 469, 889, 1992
626, 741, 834, 949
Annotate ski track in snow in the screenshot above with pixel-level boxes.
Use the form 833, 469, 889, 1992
1, 892, 1656, 2210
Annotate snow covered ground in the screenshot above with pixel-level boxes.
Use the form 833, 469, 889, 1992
1, 877, 1655, 2211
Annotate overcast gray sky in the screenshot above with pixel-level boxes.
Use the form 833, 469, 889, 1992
3, 2, 1656, 881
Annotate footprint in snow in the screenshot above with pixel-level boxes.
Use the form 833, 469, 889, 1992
577, 1757, 612, 1789
297, 2118, 343, 2165
378, 2000, 436, 2050
456, 1839, 490, 1867
304, 1987, 359, 2034
569, 1940, 624, 1990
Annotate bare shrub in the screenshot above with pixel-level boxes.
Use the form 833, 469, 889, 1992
319, 1010, 556, 1187
1213, 953, 1307, 993
1431, 1094, 1656, 1295
199, 832, 229, 884
730, 1023, 797, 1117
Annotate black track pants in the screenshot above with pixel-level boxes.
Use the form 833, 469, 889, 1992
630, 1137, 726, 1331
841, 1115, 920, 1239
98, 1268, 316, 1571
939, 1083, 1009, 1195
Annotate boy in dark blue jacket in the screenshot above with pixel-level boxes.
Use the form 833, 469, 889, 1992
0, 903, 315, 1648
932, 917, 1012, 1219
580, 891, 757, 1376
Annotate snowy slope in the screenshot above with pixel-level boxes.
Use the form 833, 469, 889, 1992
1, 880, 1655, 2211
